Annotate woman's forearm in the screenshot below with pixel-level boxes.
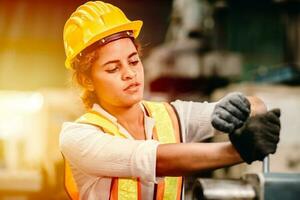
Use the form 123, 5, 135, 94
247, 96, 267, 115
156, 142, 242, 176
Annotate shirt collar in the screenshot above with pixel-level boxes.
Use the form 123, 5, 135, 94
92, 103, 118, 123
91, 102, 155, 139
92, 102, 151, 119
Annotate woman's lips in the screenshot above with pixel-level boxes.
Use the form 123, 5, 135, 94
124, 82, 140, 91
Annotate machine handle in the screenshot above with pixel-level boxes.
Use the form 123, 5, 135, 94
263, 156, 270, 173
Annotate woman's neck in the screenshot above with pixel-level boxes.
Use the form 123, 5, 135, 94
99, 101, 145, 139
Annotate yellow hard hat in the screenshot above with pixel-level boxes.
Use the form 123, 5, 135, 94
63, 1, 143, 69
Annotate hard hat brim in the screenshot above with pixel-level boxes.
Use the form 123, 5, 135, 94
65, 20, 143, 69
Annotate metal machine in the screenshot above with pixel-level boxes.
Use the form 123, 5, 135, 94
192, 158, 300, 200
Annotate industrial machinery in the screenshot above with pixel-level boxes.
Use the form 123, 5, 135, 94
192, 158, 300, 200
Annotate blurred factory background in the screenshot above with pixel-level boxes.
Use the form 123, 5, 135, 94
0, 0, 299, 199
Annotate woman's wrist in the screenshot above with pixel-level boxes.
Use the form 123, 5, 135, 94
247, 96, 267, 116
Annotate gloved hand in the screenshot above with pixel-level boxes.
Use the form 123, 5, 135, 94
229, 109, 281, 164
211, 92, 251, 133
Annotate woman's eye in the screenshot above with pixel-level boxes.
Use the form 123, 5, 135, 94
106, 67, 119, 73
129, 60, 139, 66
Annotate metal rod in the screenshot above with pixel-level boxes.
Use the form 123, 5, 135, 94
263, 156, 270, 173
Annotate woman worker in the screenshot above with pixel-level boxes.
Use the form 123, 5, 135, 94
60, 1, 281, 200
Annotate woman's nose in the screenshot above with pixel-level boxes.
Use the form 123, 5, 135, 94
122, 66, 136, 80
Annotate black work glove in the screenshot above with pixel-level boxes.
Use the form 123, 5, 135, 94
229, 109, 281, 164
211, 92, 251, 133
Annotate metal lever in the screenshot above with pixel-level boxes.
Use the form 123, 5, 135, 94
263, 156, 270, 173
263, 107, 272, 174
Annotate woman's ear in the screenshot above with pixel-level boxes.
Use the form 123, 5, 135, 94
81, 76, 95, 91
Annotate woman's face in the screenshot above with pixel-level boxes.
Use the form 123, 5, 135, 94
90, 38, 144, 108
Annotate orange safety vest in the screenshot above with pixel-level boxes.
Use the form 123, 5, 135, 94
64, 101, 182, 200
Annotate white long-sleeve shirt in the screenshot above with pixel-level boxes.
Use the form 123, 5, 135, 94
59, 100, 217, 200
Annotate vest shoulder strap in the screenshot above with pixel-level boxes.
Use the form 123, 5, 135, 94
142, 101, 181, 143
76, 111, 126, 138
